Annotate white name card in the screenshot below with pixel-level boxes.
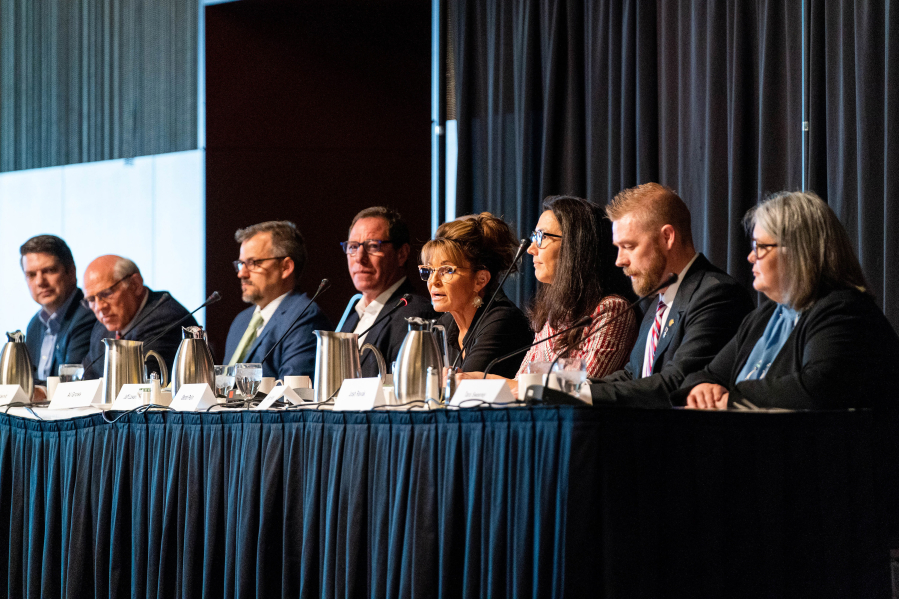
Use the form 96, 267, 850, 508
333, 377, 386, 411
49, 380, 103, 409
450, 379, 515, 407
0, 385, 29, 405
254, 384, 304, 410
170, 384, 218, 412
112, 384, 153, 410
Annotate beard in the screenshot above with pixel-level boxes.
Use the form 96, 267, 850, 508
241, 285, 263, 305
624, 246, 667, 296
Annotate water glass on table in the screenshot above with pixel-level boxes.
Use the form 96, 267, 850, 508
214, 365, 236, 397
234, 363, 263, 399
550, 358, 587, 397
58, 364, 84, 383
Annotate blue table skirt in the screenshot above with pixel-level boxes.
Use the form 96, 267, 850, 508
0, 407, 891, 598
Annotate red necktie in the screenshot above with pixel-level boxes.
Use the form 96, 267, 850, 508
642, 298, 667, 377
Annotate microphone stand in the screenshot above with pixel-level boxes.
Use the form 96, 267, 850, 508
481, 315, 593, 377
259, 279, 331, 366
355, 294, 411, 339
529, 272, 679, 406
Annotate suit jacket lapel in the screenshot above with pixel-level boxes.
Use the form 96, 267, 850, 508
245, 294, 294, 361
359, 281, 412, 368
647, 254, 708, 371
632, 306, 656, 375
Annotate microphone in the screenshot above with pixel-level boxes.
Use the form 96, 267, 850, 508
529, 272, 678, 404
356, 294, 411, 339
481, 314, 593, 377
260, 279, 331, 365
83, 291, 172, 375
450, 238, 529, 371
140, 291, 223, 351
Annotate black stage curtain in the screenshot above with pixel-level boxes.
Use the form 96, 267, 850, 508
0, 408, 890, 598
452, 0, 897, 331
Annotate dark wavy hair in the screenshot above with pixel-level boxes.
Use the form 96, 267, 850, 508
529, 195, 631, 356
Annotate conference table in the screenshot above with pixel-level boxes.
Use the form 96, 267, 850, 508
0, 403, 893, 598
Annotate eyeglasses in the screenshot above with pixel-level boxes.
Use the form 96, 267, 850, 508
340, 239, 393, 256
232, 256, 287, 273
81, 273, 134, 309
751, 240, 779, 260
418, 265, 469, 282
530, 229, 562, 249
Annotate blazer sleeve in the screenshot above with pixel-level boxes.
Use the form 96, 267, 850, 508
591, 279, 752, 408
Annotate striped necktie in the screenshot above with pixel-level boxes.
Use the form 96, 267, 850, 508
642, 297, 667, 378
229, 311, 264, 365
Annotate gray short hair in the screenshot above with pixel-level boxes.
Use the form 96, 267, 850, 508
235, 221, 307, 286
744, 191, 868, 310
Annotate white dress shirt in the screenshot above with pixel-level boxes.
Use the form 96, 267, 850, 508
352, 277, 406, 345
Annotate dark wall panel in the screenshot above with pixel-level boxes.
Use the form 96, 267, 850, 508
205, 1, 431, 360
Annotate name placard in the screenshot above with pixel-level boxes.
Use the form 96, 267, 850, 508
170, 384, 218, 412
49, 380, 103, 409
254, 384, 304, 410
450, 379, 515, 407
0, 385, 29, 405
333, 377, 386, 411
112, 384, 153, 410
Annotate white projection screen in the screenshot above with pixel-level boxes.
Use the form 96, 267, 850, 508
0, 149, 205, 333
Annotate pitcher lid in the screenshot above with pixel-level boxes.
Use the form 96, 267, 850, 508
182, 325, 207, 339
5, 330, 25, 343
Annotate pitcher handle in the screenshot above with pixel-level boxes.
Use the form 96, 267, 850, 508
145, 350, 169, 388
360, 343, 387, 384
431, 324, 450, 368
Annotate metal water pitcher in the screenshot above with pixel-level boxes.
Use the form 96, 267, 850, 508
172, 326, 215, 396
312, 331, 386, 403
0, 331, 34, 400
102, 338, 169, 403
394, 318, 444, 402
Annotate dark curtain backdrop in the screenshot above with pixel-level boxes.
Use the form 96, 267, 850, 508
0, 0, 199, 172
452, 0, 897, 331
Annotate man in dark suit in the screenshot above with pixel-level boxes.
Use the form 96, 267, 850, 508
81, 255, 197, 379
224, 221, 331, 378
20, 235, 96, 382
589, 183, 754, 407
338, 207, 436, 378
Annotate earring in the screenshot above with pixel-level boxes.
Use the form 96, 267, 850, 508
472, 296, 484, 308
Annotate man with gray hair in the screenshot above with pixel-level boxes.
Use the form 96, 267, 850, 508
224, 221, 331, 378
81, 255, 197, 379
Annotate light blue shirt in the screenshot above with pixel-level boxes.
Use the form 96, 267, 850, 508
736, 304, 801, 382
36, 290, 77, 380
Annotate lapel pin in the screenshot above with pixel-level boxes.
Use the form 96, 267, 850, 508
668, 319, 674, 326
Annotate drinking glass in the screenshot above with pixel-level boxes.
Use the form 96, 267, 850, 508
234, 363, 263, 398
550, 358, 587, 396
58, 364, 84, 383
525, 361, 552, 375
214, 365, 236, 397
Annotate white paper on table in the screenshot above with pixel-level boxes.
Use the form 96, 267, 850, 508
49, 380, 103, 409
0, 385, 29, 405
170, 384, 218, 412
113, 383, 153, 410
254, 384, 304, 409
333, 378, 386, 411
450, 379, 515, 407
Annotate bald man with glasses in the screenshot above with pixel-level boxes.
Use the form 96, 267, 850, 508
81, 255, 197, 379
224, 221, 331, 379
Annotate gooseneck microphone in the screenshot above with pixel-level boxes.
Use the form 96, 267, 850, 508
450, 238, 529, 371
533, 272, 679, 403
141, 291, 223, 351
260, 279, 331, 365
355, 294, 411, 339
482, 315, 593, 377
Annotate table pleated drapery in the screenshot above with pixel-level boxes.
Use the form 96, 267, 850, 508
0, 407, 891, 598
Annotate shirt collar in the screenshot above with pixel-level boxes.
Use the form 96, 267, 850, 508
355, 277, 406, 319
255, 290, 292, 325
38, 288, 78, 332
659, 252, 699, 307
120, 288, 150, 336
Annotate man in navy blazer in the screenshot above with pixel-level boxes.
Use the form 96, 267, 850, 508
20, 235, 96, 382
81, 255, 197, 379
224, 221, 331, 378
338, 207, 436, 378
589, 183, 754, 408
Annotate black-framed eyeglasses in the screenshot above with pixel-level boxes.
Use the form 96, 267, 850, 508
232, 256, 287, 273
751, 240, 779, 260
340, 239, 393, 256
80, 273, 135, 309
419, 264, 468, 282
530, 229, 562, 249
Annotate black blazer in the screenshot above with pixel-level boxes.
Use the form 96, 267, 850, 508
439, 289, 534, 379
673, 288, 899, 410
83, 289, 198, 379
339, 279, 437, 378
591, 254, 754, 408
24, 288, 96, 381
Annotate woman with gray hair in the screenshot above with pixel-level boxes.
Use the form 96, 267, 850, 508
677, 190, 899, 410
